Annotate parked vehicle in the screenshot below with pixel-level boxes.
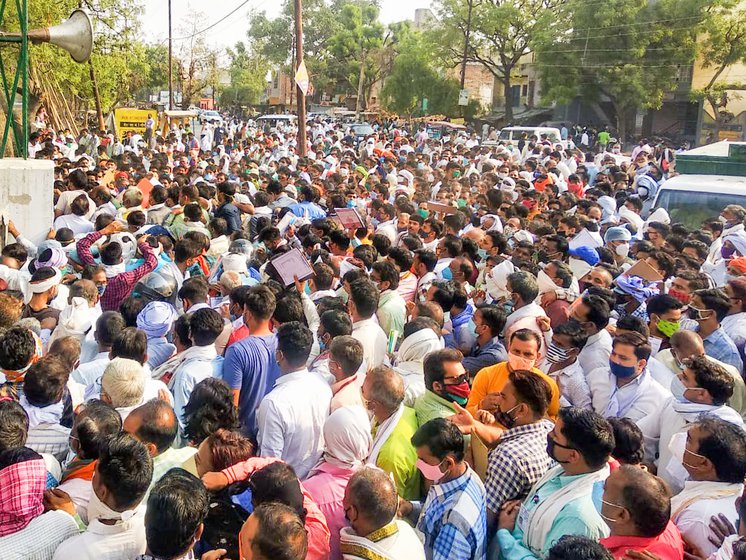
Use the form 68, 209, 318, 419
498, 126, 563, 146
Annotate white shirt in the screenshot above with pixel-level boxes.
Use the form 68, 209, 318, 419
53, 214, 94, 236
53, 514, 147, 560
540, 359, 592, 409
256, 368, 332, 479
577, 330, 613, 374
434, 257, 453, 279
375, 219, 397, 244
673, 482, 741, 557
0, 510, 79, 560
352, 317, 388, 369
586, 367, 670, 423
71, 351, 109, 386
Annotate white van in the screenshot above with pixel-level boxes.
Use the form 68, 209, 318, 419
498, 126, 563, 146
651, 174, 746, 229
256, 114, 297, 129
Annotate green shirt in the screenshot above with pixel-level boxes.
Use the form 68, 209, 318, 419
375, 407, 421, 501
414, 389, 457, 426
598, 131, 610, 145
377, 289, 406, 336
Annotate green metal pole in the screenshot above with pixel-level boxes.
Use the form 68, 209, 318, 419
19, 0, 27, 158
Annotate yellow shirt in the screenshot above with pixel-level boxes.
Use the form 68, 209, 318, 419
466, 361, 560, 419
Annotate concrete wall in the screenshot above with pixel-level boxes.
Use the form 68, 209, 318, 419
1, 158, 54, 249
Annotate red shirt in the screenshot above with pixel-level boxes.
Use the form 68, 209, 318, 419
225, 323, 250, 350
601, 520, 684, 560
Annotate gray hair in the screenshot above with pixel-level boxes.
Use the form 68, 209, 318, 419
101, 357, 145, 408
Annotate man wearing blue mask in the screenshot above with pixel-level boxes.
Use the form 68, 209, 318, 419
586, 332, 670, 425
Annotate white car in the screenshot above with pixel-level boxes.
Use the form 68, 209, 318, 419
202, 111, 223, 125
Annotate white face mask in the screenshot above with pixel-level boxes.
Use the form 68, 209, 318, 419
86, 479, 136, 523
615, 243, 630, 258
339, 168, 350, 177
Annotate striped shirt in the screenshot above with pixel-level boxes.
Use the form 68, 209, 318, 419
485, 420, 554, 514
26, 422, 71, 463
417, 466, 487, 560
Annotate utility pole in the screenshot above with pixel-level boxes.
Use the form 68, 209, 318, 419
168, 0, 173, 111
460, 0, 473, 89
294, 0, 307, 156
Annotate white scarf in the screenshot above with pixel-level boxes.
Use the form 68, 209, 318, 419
167, 345, 217, 389
367, 404, 405, 466
309, 406, 371, 477
523, 463, 610, 554
505, 302, 545, 332
671, 480, 743, 519
20, 393, 64, 429
671, 400, 746, 426
104, 262, 126, 278
393, 328, 442, 376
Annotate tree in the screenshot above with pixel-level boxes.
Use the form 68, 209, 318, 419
535, 0, 706, 142
327, 1, 384, 114
435, 0, 561, 122
221, 41, 269, 111
174, 12, 220, 109
381, 30, 460, 116
689, 0, 746, 141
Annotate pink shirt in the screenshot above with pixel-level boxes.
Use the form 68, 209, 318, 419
304, 463, 355, 560
601, 520, 684, 560
330, 375, 364, 412
397, 271, 418, 303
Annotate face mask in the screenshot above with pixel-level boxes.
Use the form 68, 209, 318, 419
418, 208, 429, 219
477, 248, 488, 260
719, 215, 729, 224
494, 403, 520, 429
722, 245, 737, 259
546, 342, 572, 364
502, 299, 514, 315
688, 306, 711, 321
670, 374, 692, 403
598, 499, 625, 527
87, 480, 135, 523
443, 381, 470, 406
96, 284, 106, 297
668, 288, 691, 305
416, 458, 446, 482
104, 262, 126, 278
417, 162, 425, 170
615, 243, 630, 258
340, 168, 350, 177
546, 435, 571, 464
609, 359, 638, 379
441, 267, 453, 280
508, 351, 535, 372
656, 318, 680, 338
347, 199, 356, 208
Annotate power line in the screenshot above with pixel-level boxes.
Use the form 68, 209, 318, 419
168, 0, 253, 42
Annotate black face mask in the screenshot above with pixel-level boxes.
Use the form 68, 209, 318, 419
546, 435, 572, 464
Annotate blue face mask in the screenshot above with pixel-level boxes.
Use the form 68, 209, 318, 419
347, 199, 356, 208
441, 267, 453, 280
609, 359, 637, 379
97, 284, 106, 297
477, 248, 488, 260
670, 375, 691, 403
467, 319, 478, 339
318, 335, 328, 352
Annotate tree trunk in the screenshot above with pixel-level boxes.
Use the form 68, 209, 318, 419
355, 51, 366, 120
88, 59, 106, 132
708, 96, 721, 142
503, 76, 514, 123
614, 103, 628, 148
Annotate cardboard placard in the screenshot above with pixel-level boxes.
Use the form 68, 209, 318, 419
569, 228, 603, 250
270, 247, 315, 287
621, 259, 664, 282
426, 201, 458, 215
334, 207, 365, 230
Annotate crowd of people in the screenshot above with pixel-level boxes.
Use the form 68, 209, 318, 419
0, 115, 745, 560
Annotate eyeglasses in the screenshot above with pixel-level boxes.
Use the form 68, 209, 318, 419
443, 374, 468, 385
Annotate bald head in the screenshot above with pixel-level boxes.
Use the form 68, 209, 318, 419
363, 366, 405, 414
124, 399, 178, 456
670, 329, 704, 359
414, 301, 444, 328
69, 279, 99, 307
345, 466, 398, 531
463, 228, 485, 245
612, 465, 671, 538
47, 336, 81, 372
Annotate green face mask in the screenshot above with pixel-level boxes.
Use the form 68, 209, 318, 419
418, 208, 429, 218
657, 318, 680, 338
457, 198, 467, 208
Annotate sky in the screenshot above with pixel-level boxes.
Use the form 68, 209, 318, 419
141, 0, 430, 51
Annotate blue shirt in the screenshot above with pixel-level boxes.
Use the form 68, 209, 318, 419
147, 337, 177, 370
221, 334, 280, 436
462, 337, 508, 378
703, 326, 744, 374
418, 466, 487, 560
496, 470, 608, 560
215, 202, 243, 234
288, 201, 326, 220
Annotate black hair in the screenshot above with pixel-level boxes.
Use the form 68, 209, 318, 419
251, 502, 309, 560
0, 399, 28, 451
112, 327, 148, 365
320, 309, 353, 338
617, 465, 671, 538
250, 462, 307, 523
349, 279, 379, 318
183, 378, 240, 445
429, 280, 456, 312
509, 369, 552, 417
694, 288, 732, 323
145, 468, 209, 559
132, 399, 178, 454
558, 407, 615, 469
553, 321, 589, 350
372, 260, 400, 290
411, 418, 465, 462
93, 312, 125, 347
119, 296, 146, 328
607, 417, 644, 465
686, 355, 735, 406
24, 355, 68, 407
276, 321, 313, 368
188, 308, 224, 346
546, 535, 613, 560
579, 294, 611, 330
0, 326, 36, 371
476, 305, 506, 337
97, 433, 154, 510
423, 348, 464, 389
178, 276, 209, 305
74, 399, 122, 460
245, 285, 277, 321
696, 416, 746, 483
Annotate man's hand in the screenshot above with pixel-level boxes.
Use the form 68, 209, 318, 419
201, 550, 228, 560
497, 500, 521, 532
102, 221, 125, 235
536, 315, 551, 333
476, 409, 496, 425
7, 220, 19, 239
397, 496, 413, 517
540, 291, 557, 307
479, 393, 502, 413
448, 402, 477, 434
43, 488, 76, 516
294, 275, 307, 295
708, 513, 737, 548
202, 471, 230, 492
